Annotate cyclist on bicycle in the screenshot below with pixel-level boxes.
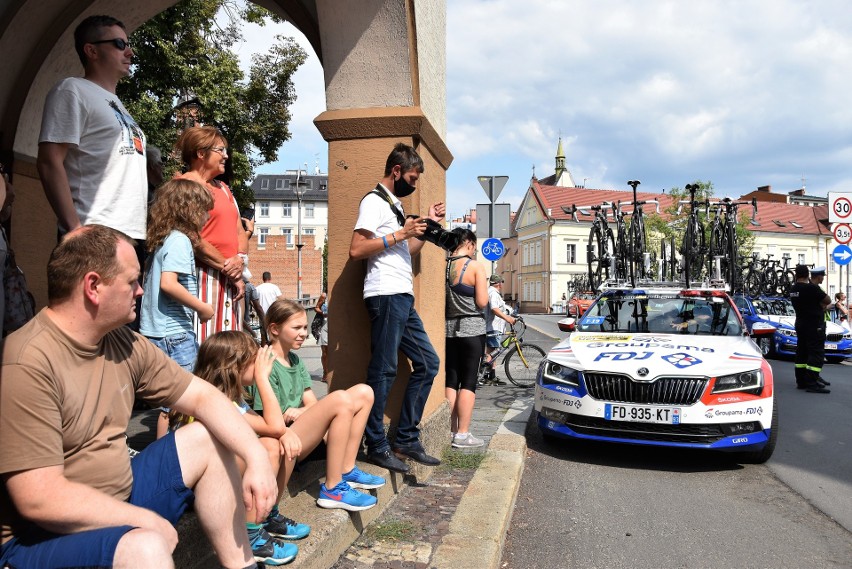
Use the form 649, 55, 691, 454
484, 275, 516, 385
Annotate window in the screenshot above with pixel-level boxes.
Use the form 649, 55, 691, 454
304, 228, 315, 235
261, 179, 268, 189
829, 285, 836, 297
522, 244, 529, 266
282, 202, 291, 217
566, 244, 576, 264
282, 228, 292, 245
305, 203, 315, 218
830, 258, 836, 272
259, 202, 269, 217
275, 179, 283, 189
790, 221, 802, 228
258, 227, 269, 247
798, 253, 806, 264
523, 282, 529, 301
535, 242, 542, 265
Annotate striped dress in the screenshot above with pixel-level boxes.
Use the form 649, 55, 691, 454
186, 177, 242, 342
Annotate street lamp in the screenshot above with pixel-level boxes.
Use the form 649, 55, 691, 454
292, 166, 311, 300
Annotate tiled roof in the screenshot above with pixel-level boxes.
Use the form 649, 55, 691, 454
529, 179, 830, 236
744, 201, 830, 236
532, 180, 678, 221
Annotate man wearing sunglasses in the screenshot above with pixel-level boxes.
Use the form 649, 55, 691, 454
37, 15, 148, 255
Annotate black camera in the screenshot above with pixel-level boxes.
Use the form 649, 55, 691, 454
416, 218, 461, 252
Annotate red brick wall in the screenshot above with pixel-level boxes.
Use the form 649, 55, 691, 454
247, 235, 324, 300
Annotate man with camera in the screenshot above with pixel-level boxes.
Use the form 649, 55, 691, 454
349, 143, 445, 473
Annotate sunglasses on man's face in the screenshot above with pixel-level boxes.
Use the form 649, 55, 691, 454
90, 38, 132, 51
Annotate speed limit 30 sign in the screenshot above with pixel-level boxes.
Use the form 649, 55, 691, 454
829, 192, 852, 223
834, 223, 852, 245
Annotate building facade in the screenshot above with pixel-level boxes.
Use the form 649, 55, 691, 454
248, 169, 329, 300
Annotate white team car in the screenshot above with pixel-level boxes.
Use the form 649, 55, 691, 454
536, 286, 778, 463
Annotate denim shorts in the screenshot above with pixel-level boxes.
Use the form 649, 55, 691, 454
0, 431, 194, 569
149, 331, 198, 372
486, 335, 501, 349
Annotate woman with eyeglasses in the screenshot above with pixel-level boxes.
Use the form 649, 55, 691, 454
174, 126, 252, 341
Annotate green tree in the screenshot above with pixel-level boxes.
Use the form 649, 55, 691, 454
644, 180, 756, 276
117, 0, 307, 207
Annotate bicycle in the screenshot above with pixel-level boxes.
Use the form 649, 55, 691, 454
563, 203, 616, 292
624, 180, 659, 283
677, 183, 709, 284
707, 197, 757, 290
478, 317, 546, 388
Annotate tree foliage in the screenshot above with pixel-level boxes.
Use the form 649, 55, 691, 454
117, 0, 307, 207
645, 180, 755, 262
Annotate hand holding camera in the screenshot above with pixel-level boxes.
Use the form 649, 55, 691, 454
403, 214, 428, 239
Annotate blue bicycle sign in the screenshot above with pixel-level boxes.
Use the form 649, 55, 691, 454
481, 238, 505, 261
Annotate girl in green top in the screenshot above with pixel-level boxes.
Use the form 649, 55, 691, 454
255, 298, 386, 512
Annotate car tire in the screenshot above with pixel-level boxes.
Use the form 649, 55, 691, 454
737, 401, 778, 464
757, 336, 775, 358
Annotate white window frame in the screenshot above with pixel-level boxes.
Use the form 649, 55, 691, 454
305, 203, 315, 218
282, 202, 292, 217
259, 202, 269, 217
566, 243, 576, 264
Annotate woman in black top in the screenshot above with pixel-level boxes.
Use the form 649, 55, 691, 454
445, 228, 489, 447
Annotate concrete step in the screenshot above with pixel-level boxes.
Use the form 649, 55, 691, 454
173, 459, 409, 569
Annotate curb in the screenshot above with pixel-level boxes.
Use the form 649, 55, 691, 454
431, 396, 532, 569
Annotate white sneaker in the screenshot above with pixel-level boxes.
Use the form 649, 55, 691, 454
452, 433, 485, 448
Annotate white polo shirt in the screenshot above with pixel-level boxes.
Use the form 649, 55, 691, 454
354, 184, 413, 299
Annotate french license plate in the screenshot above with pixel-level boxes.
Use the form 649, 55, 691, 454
826, 343, 838, 350
605, 404, 681, 424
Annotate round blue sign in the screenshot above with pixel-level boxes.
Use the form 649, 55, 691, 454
481, 238, 505, 261
832, 244, 852, 266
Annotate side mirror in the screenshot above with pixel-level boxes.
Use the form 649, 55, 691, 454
558, 317, 576, 333
750, 321, 776, 337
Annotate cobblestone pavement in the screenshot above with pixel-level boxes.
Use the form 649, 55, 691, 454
331, 465, 477, 569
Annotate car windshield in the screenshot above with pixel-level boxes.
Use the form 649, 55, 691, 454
753, 298, 794, 316
578, 292, 743, 336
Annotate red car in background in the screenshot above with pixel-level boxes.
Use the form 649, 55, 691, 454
567, 292, 595, 317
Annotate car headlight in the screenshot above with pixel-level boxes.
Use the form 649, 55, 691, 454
541, 360, 581, 387
712, 370, 763, 395
843, 332, 852, 340
778, 328, 796, 337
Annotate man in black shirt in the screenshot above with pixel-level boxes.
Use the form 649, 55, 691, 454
789, 265, 831, 393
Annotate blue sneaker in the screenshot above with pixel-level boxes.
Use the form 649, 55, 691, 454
342, 466, 386, 490
264, 509, 311, 540
316, 480, 378, 511
249, 527, 298, 566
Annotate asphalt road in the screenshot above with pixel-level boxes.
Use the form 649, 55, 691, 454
503, 314, 852, 569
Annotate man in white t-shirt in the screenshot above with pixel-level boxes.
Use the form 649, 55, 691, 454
349, 143, 445, 474
37, 15, 147, 248
484, 275, 516, 383
256, 271, 283, 314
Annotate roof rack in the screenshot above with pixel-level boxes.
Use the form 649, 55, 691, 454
597, 278, 729, 292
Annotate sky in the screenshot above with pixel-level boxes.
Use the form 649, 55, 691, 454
235, 0, 852, 221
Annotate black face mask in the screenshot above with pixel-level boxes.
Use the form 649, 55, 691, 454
394, 174, 416, 198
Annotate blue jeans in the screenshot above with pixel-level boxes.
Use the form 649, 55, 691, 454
364, 293, 440, 453
149, 331, 198, 372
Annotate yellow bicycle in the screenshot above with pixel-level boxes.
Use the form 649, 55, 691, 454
479, 317, 546, 388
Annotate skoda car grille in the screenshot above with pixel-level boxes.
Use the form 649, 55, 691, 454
584, 373, 707, 405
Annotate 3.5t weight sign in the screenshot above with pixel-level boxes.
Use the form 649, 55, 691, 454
834, 223, 852, 245
829, 192, 852, 223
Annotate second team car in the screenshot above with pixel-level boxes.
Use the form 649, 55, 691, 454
538, 285, 777, 463
567, 291, 596, 317
734, 295, 852, 361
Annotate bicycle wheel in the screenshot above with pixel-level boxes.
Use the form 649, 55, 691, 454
744, 266, 761, 297
777, 270, 794, 295
628, 214, 647, 279
587, 224, 607, 291
503, 343, 546, 388
682, 215, 705, 282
